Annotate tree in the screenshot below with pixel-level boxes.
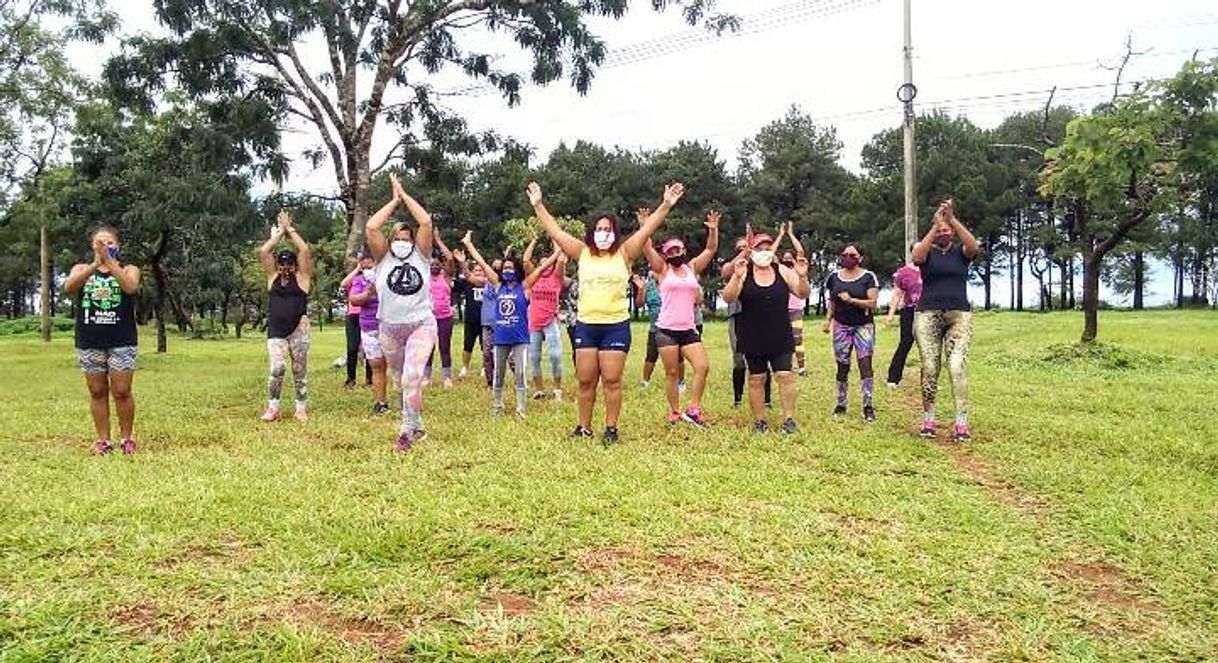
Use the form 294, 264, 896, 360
1040, 58, 1218, 341
105, 0, 737, 257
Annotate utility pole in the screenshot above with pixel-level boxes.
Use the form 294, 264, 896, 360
899, 0, 918, 261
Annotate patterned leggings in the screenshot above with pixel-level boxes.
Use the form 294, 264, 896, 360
915, 310, 973, 420
268, 317, 311, 405
831, 321, 875, 408
381, 319, 438, 436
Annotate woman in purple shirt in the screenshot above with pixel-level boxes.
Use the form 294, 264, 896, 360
348, 261, 389, 415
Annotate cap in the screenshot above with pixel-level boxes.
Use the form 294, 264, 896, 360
749, 233, 774, 249
660, 238, 685, 256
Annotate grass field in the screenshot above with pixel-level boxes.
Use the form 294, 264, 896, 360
1, 311, 1216, 661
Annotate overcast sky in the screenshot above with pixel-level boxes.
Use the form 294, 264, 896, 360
67, 0, 1218, 306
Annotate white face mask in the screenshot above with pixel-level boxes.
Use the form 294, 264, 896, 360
593, 230, 615, 251
361, 268, 375, 280
391, 240, 413, 258
751, 250, 774, 268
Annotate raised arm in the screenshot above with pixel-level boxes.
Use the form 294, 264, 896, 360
281, 212, 313, 282
522, 235, 539, 275
460, 231, 499, 287
945, 199, 980, 259
912, 202, 948, 265
365, 186, 401, 262
392, 174, 433, 258
641, 234, 666, 277
525, 250, 560, 289
621, 182, 686, 262
340, 263, 362, 290
691, 210, 721, 274
434, 228, 455, 273
721, 255, 748, 304
785, 222, 806, 257
526, 182, 585, 259
781, 256, 811, 300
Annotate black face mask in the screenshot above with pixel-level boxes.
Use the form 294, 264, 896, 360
665, 254, 686, 266
781, 260, 795, 268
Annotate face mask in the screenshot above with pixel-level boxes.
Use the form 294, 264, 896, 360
751, 250, 774, 268
430, 265, 442, 276
593, 230, 615, 251
933, 236, 952, 250
839, 255, 861, 269
391, 240, 413, 258
781, 260, 795, 268
362, 268, 374, 280
665, 253, 685, 266
501, 269, 517, 282
106, 245, 120, 259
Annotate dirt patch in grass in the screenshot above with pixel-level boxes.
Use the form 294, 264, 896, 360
480, 591, 537, 616
1052, 561, 1159, 612
944, 448, 1053, 518
112, 601, 195, 639
155, 534, 258, 571
285, 598, 405, 650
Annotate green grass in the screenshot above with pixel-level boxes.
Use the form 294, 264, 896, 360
1, 311, 1216, 661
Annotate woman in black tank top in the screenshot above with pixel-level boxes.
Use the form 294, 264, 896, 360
63, 225, 142, 455
722, 232, 811, 435
257, 210, 315, 422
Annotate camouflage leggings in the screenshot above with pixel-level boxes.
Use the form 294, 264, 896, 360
268, 316, 311, 404
915, 310, 972, 417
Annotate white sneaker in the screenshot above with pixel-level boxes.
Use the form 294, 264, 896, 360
553, 389, 563, 402
639, 380, 649, 389
886, 382, 899, 390
459, 367, 468, 378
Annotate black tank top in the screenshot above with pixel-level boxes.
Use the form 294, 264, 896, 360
736, 265, 795, 356
267, 274, 308, 339
75, 270, 138, 349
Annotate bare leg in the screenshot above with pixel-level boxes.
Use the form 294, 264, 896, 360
109, 371, 135, 439
575, 349, 599, 428
748, 373, 767, 422
776, 370, 797, 421
681, 342, 710, 409
85, 373, 110, 441
598, 351, 627, 428
658, 344, 682, 413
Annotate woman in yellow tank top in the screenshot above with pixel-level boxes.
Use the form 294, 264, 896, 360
527, 180, 686, 445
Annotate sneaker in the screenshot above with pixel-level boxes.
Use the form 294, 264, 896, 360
552, 389, 563, 402
514, 409, 527, 421
92, 439, 113, 455
833, 404, 847, 417
733, 399, 742, 408
667, 411, 682, 426
119, 438, 136, 455
343, 379, 356, 390
639, 380, 650, 389
953, 423, 972, 442
443, 378, 454, 390
753, 420, 769, 434
411, 429, 428, 444
293, 407, 308, 422
601, 427, 620, 447
780, 418, 798, 435
395, 432, 414, 453
532, 391, 547, 401
798, 367, 807, 377
886, 382, 899, 390
920, 420, 937, 439
260, 407, 280, 422
371, 401, 390, 416
572, 425, 594, 439
459, 367, 468, 378
491, 404, 505, 416
681, 406, 707, 428
863, 406, 876, 423
765, 401, 773, 410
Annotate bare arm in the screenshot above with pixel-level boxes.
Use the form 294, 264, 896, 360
621, 183, 686, 262
721, 257, 748, 304
349, 282, 376, 305
949, 206, 980, 258
522, 236, 538, 275
526, 182, 585, 259
365, 195, 400, 262
641, 237, 666, 277
283, 223, 312, 282
434, 229, 455, 273
525, 251, 559, 289
786, 222, 806, 257
258, 226, 284, 277
460, 232, 499, 287
913, 202, 948, 265
781, 262, 811, 300
887, 286, 905, 320
691, 211, 721, 274
393, 176, 433, 258
63, 263, 95, 294
340, 265, 361, 290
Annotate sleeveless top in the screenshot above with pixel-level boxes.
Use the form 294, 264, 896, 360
75, 270, 138, 350
430, 275, 453, 320
267, 273, 308, 339
577, 247, 630, 324
375, 244, 433, 325
736, 265, 795, 356
492, 283, 530, 345
657, 265, 699, 331
528, 268, 563, 331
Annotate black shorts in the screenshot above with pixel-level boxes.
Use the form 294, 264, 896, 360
645, 330, 659, 363
654, 327, 702, 349
745, 352, 793, 375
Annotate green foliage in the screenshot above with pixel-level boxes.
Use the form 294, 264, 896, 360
500, 216, 585, 255
0, 315, 73, 336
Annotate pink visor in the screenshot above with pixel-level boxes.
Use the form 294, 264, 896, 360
749, 233, 774, 249
661, 238, 685, 255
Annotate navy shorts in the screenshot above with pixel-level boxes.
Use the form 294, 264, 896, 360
573, 321, 632, 352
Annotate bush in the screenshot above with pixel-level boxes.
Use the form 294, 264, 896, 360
0, 316, 75, 336
1042, 341, 1165, 370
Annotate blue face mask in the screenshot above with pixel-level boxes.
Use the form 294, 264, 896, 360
107, 245, 120, 259
501, 269, 517, 282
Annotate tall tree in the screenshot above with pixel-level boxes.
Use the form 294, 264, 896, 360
1041, 58, 1218, 341
104, 0, 736, 257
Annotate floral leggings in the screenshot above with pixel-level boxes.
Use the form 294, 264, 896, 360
268, 316, 311, 405
380, 319, 438, 436
915, 310, 973, 418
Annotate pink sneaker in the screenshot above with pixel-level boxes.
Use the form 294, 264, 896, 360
953, 423, 972, 442
667, 411, 682, 425
681, 406, 707, 428
120, 438, 136, 455
293, 407, 308, 422
260, 407, 279, 422
92, 439, 113, 455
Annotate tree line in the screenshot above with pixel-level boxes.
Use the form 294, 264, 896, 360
1, 1, 1216, 350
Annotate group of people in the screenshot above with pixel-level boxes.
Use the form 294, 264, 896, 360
66, 178, 979, 454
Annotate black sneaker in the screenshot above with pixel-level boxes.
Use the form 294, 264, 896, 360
863, 406, 876, 422
780, 418, 797, 435
371, 401, 390, 416
733, 399, 742, 408
343, 379, 357, 390
572, 425, 594, 439
753, 420, 769, 434
833, 404, 847, 417
601, 427, 620, 447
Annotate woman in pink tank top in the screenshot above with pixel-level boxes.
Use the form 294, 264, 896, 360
424, 230, 457, 388
641, 210, 720, 427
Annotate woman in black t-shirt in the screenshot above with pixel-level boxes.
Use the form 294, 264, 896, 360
822, 244, 880, 422
64, 225, 142, 455
911, 199, 979, 442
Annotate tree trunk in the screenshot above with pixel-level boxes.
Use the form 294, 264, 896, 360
1174, 252, 1185, 308
1132, 251, 1145, 310
40, 223, 51, 342
345, 161, 372, 257
982, 259, 993, 310
1081, 252, 1101, 343
1067, 257, 1076, 309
